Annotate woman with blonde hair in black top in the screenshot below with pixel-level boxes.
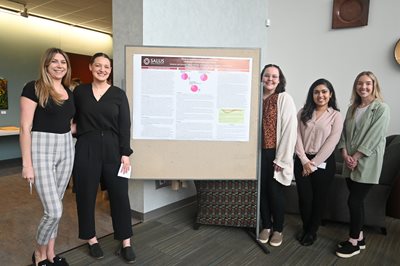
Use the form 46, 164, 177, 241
20, 47, 75, 266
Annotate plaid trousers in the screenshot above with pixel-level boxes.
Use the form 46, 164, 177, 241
31, 131, 74, 245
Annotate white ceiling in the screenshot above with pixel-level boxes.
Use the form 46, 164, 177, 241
0, 0, 112, 35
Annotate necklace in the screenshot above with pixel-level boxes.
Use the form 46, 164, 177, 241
93, 83, 108, 97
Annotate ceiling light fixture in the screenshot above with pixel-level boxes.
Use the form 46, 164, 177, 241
5, 0, 28, 17
0, 4, 111, 36
20, 4, 28, 17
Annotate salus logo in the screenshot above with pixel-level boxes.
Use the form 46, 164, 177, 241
150, 58, 164, 65
143, 57, 150, 65
143, 57, 165, 65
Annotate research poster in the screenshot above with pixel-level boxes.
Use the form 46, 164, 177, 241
125, 46, 260, 180
132, 55, 252, 142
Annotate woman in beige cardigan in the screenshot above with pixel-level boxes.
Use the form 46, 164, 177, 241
258, 64, 297, 246
336, 71, 390, 258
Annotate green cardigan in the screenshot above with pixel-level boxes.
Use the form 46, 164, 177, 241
338, 100, 390, 184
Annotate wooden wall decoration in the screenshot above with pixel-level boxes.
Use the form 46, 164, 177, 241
332, 0, 370, 29
394, 39, 400, 65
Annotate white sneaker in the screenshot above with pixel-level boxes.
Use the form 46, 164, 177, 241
269, 231, 283, 246
259, 229, 270, 244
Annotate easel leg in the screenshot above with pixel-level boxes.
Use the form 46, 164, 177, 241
245, 228, 270, 254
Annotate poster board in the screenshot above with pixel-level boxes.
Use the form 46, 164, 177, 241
125, 46, 260, 180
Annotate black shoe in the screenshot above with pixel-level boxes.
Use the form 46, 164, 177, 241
296, 230, 305, 242
336, 241, 360, 258
88, 243, 104, 259
117, 245, 136, 264
32, 252, 53, 266
300, 233, 316, 246
52, 256, 69, 266
338, 238, 366, 250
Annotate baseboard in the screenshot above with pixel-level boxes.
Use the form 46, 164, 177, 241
131, 195, 197, 222
0, 157, 22, 168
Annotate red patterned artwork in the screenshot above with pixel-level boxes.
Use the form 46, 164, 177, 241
0, 78, 8, 110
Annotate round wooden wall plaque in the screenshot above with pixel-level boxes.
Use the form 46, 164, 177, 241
395, 39, 400, 65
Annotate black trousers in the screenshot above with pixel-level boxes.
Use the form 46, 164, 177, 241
294, 152, 335, 235
260, 148, 285, 232
73, 131, 133, 240
346, 178, 373, 239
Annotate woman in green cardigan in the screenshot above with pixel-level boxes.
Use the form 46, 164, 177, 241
336, 71, 390, 258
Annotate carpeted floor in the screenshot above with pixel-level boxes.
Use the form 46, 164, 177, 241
0, 160, 139, 266
2, 160, 400, 265
60, 203, 400, 266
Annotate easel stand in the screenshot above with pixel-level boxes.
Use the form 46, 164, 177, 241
245, 229, 270, 254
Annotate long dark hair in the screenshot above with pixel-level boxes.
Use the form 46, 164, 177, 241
260, 64, 286, 93
300, 78, 339, 125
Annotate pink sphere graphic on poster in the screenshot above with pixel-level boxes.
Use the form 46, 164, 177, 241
191, 85, 199, 92
200, 73, 208, 81
181, 73, 189, 80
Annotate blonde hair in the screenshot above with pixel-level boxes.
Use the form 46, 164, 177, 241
350, 71, 384, 116
35, 48, 72, 107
